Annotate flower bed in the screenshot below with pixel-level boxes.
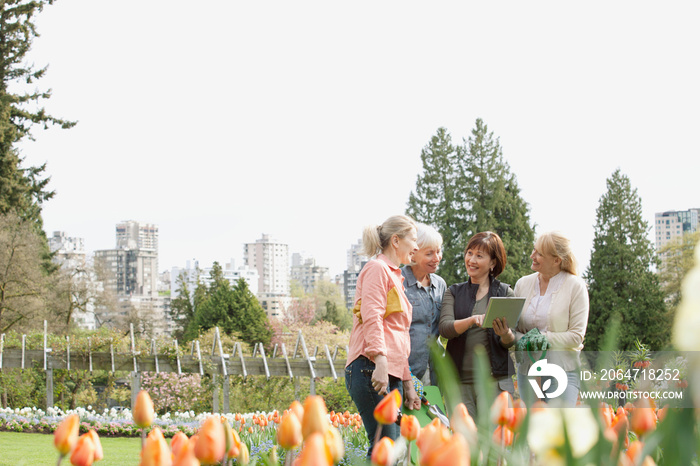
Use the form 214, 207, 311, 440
0, 404, 369, 464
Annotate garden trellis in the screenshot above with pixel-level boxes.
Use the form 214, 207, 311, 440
0, 321, 348, 413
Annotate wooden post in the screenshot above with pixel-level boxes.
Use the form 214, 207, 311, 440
131, 372, 141, 410
223, 375, 230, 414
46, 367, 54, 408
212, 373, 219, 413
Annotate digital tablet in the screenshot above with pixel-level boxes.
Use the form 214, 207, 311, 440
482, 297, 526, 328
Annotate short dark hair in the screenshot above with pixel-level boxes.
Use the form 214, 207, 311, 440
465, 231, 507, 277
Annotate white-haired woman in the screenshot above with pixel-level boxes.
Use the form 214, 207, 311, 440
402, 223, 446, 386
514, 231, 590, 406
345, 214, 420, 458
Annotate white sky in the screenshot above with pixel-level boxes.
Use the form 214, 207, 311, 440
19, 1, 700, 279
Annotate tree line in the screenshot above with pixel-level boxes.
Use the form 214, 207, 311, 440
406, 120, 691, 352
0, 1, 696, 353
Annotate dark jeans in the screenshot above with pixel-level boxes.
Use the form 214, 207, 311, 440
345, 356, 403, 458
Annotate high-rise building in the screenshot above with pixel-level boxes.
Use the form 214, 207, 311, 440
655, 209, 700, 251
94, 221, 166, 335
343, 239, 368, 310
290, 253, 330, 294
244, 234, 291, 319
49, 231, 96, 330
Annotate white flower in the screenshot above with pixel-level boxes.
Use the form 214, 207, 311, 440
528, 407, 598, 462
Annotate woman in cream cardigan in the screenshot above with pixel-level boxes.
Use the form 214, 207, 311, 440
514, 231, 589, 406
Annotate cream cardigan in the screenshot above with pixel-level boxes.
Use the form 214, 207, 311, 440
514, 272, 590, 370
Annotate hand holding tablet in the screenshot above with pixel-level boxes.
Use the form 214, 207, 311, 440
481, 297, 526, 329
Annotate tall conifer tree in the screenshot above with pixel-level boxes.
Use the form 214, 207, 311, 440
407, 120, 534, 286
584, 169, 669, 351
0, 0, 74, 223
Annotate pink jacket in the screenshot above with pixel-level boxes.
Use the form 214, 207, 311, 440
346, 254, 413, 381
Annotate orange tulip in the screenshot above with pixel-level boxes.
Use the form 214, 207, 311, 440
172, 436, 199, 466
296, 432, 332, 466
656, 405, 668, 422
422, 432, 469, 466
170, 432, 189, 459
140, 427, 171, 466
373, 389, 402, 425
450, 403, 477, 446
416, 418, 451, 464
492, 425, 514, 447
194, 416, 226, 465
86, 429, 103, 461
302, 395, 330, 439
630, 398, 657, 437
400, 414, 421, 442
599, 403, 614, 428
277, 411, 303, 450
371, 437, 394, 466
70, 433, 96, 466
54, 413, 80, 456
509, 398, 527, 432
223, 420, 242, 459
490, 391, 514, 426
324, 426, 345, 464
289, 400, 305, 423
133, 390, 155, 428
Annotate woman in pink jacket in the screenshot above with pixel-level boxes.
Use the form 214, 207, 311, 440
345, 214, 421, 457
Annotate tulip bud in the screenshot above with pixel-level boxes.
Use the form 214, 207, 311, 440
54, 413, 80, 457
140, 427, 171, 466
172, 435, 199, 466
86, 429, 103, 461
509, 398, 527, 432
492, 425, 514, 447
222, 419, 239, 460
302, 395, 330, 439
194, 416, 226, 465
416, 418, 451, 463
277, 411, 303, 450
324, 426, 345, 464
133, 390, 155, 428
490, 391, 514, 426
238, 443, 250, 465
422, 432, 469, 466
373, 389, 402, 425
289, 400, 305, 423
170, 432, 189, 459
371, 437, 394, 466
70, 433, 96, 466
630, 399, 657, 437
296, 432, 332, 466
450, 403, 476, 445
400, 414, 420, 442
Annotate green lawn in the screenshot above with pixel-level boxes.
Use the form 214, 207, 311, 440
0, 432, 142, 465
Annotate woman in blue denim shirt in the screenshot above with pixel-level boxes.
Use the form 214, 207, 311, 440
402, 223, 447, 386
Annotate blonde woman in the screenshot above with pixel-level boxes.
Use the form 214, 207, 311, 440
514, 231, 590, 406
345, 214, 420, 457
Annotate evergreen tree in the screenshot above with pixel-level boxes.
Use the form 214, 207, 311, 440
584, 169, 669, 351
454, 119, 534, 286
230, 278, 272, 347
406, 127, 462, 285
0, 0, 75, 224
188, 263, 272, 346
407, 120, 535, 286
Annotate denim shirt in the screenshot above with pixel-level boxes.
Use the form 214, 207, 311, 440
402, 265, 447, 381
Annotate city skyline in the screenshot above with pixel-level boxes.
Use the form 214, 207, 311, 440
18, 2, 700, 279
